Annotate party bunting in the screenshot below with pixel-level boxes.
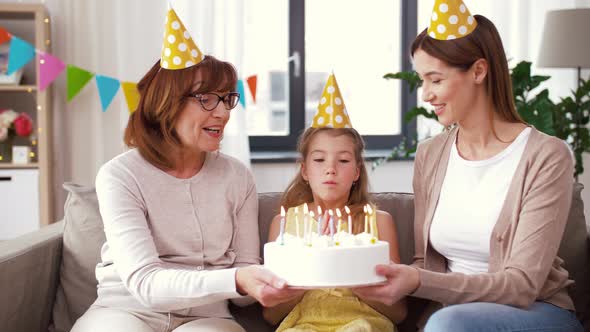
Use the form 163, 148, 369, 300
39, 52, 66, 91
7, 36, 35, 75
237, 79, 246, 107
95, 75, 120, 112
246, 75, 257, 103
121, 82, 140, 113
0, 27, 10, 45
1, 26, 260, 115
67, 65, 94, 101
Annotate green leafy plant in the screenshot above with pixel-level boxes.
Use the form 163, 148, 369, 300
378, 61, 590, 178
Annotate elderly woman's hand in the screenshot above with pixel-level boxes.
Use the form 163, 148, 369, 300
235, 265, 305, 307
351, 263, 420, 305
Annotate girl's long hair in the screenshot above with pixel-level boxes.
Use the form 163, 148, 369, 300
280, 127, 374, 234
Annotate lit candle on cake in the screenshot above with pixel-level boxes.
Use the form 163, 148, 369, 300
345, 205, 352, 234
336, 208, 342, 232
328, 209, 334, 242
303, 203, 309, 242
316, 205, 322, 235
335, 208, 342, 245
294, 206, 300, 238
279, 206, 286, 245
363, 205, 368, 233
308, 210, 315, 246
367, 204, 374, 236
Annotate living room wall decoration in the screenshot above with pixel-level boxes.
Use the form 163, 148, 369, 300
0, 26, 258, 113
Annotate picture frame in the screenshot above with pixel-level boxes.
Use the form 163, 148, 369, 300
0, 43, 24, 85
12, 145, 31, 164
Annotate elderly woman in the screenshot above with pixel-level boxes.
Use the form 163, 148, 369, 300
72, 52, 300, 332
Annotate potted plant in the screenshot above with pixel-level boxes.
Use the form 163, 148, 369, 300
378, 61, 590, 178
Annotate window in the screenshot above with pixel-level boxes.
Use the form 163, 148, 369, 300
246, 0, 418, 153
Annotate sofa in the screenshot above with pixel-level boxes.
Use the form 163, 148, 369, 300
0, 182, 588, 332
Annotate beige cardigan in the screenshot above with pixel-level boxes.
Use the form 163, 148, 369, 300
411, 126, 575, 311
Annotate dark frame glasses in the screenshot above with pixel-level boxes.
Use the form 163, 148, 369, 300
187, 92, 241, 111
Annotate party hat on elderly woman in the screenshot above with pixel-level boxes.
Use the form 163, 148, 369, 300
160, 6, 204, 70
311, 73, 352, 128
427, 0, 477, 40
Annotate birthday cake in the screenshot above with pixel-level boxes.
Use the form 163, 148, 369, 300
264, 232, 389, 288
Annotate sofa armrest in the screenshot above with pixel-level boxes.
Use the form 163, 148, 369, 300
0, 221, 64, 332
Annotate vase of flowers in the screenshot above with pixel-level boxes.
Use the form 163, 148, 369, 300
0, 109, 33, 162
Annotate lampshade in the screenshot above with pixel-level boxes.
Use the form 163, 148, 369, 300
537, 8, 590, 68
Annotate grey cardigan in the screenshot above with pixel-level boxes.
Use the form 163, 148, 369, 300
411, 126, 575, 311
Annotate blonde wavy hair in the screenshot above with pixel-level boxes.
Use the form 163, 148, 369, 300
280, 127, 374, 234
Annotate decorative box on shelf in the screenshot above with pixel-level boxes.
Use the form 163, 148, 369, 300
0, 168, 40, 240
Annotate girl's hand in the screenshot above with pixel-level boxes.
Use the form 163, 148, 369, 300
236, 265, 305, 307
351, 263, 420, 305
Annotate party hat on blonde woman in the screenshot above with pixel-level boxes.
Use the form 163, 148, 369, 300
427, 0, 477, 40
160, 6, 204, 69
311, 73, 352, 128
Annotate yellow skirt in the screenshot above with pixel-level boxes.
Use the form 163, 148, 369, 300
276, 288, 395, 332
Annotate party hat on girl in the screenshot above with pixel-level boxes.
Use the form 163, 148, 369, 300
311, 73, 352, 128
427, 0, 477, 40
160, 6, 204, 69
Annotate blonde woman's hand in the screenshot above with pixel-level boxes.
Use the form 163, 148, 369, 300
235, 265, 305, 307
351, 263, 420, 305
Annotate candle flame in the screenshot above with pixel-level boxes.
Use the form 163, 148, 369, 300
280, 206, 285, 217
294, 206, 299, 213
366, 204, 373, 214
363, 205, 367, 213
317, 205, 322, 215
344, 205, 350, 214
336, 208, 342, 218
309, 211, 315, 218
328, 209, 334, 216
303, 203, 309, 214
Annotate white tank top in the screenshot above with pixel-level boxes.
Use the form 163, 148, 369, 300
429, 127, 531, 274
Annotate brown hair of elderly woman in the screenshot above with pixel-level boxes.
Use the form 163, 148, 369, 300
124, 55, 238, 170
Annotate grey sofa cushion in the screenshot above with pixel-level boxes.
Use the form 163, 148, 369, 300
51, 183, 588, 332
558, 183, 590, 329
50, 183, 105, 332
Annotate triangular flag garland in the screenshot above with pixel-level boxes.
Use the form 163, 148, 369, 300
246, 75, 257, 103
0, 26, 260, 114
95, 75, 121, 112
7, 36, 35, 75
67, 65, 95, 102
39, 52, 66, 91
0, 27, 10, 45
237, 79, 246, 108
121, 82, 140, 114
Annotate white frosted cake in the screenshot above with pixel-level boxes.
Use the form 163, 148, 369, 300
264, 232, 389, 288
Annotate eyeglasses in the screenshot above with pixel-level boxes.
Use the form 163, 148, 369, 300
187, 92, 241, 111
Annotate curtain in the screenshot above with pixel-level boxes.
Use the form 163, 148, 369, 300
19, 0, 250, 218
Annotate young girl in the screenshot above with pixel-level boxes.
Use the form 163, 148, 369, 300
262, 124, 407, 331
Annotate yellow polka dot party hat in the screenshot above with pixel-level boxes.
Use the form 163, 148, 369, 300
160, 6, 204, 70
427, 0, 477, 40
311, 73, 352, 129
